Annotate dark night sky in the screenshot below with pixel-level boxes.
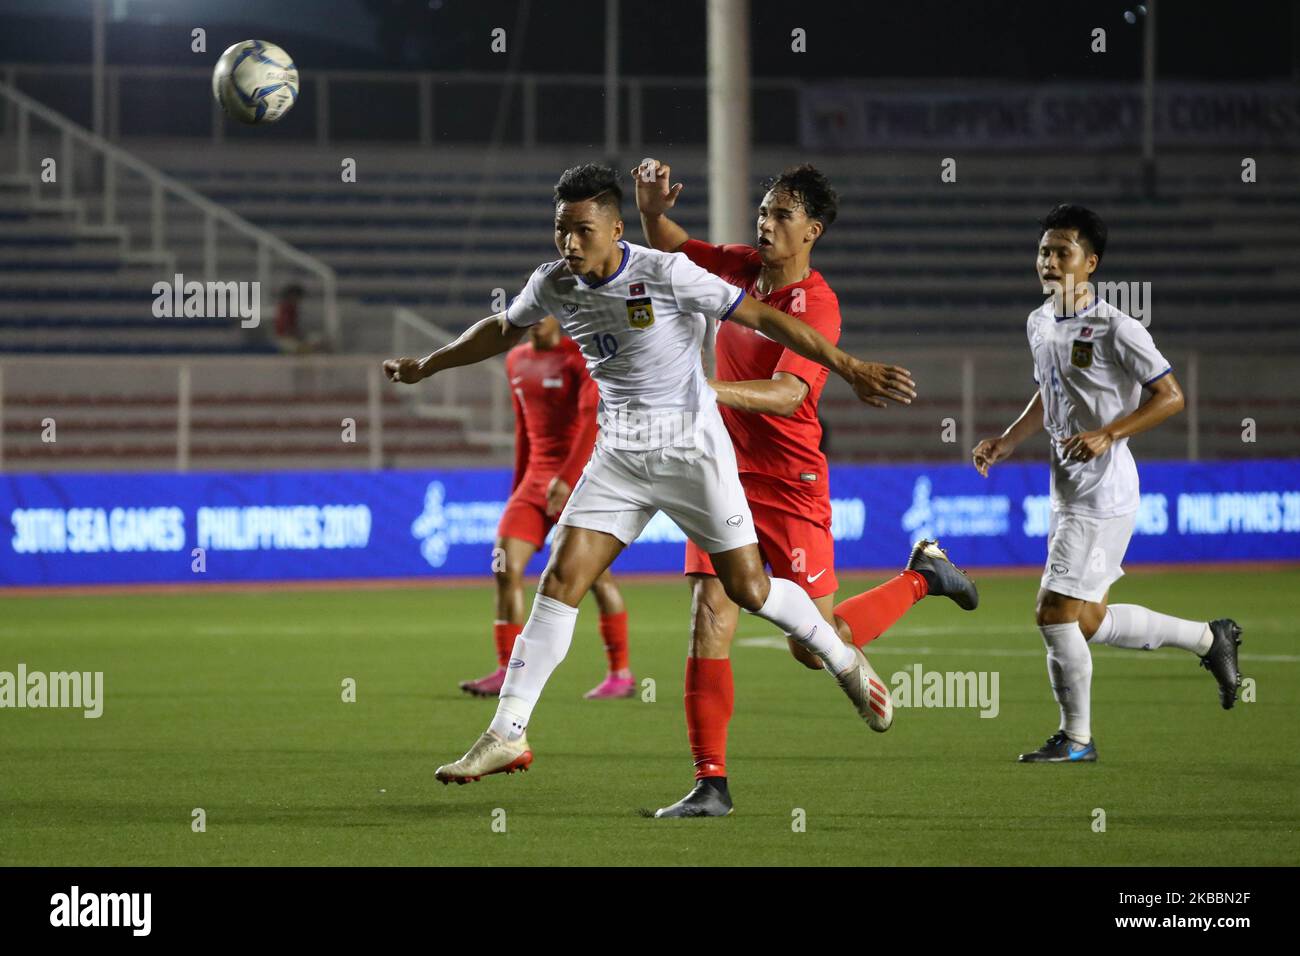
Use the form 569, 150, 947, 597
0, 0, 1295, 80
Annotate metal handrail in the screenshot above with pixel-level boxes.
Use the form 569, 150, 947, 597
0, 347, 1261, 472
0, 61, 811, 154
0, 79, 339, 343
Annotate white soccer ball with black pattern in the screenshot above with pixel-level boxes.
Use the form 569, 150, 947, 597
212, 40, 299, 125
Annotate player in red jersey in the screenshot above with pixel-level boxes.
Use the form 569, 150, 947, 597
459, 314, 635, 701
634, 159, 980, 816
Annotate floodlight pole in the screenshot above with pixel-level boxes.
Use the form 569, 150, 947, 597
1141, 0, 1157, 197
92, 0, 106, 136
706, 0, 750, 376
707, 0, 750, 246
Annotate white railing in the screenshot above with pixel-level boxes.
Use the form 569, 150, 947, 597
0, 62, 811, 152
0, 354, 391, 472
0, 79, 340, 343
393, 307, 511, 449
0, 348, 1290, 474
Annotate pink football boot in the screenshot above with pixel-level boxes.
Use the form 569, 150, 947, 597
459, 666, 506, 698
583, 673, 637, 700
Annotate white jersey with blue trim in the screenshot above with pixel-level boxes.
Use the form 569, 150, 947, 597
1027, 297, 1171, 518
506, 240, 746, 451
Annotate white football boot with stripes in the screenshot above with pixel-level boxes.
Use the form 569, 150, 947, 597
835, 645, 894, 732
435, 730, 533, 785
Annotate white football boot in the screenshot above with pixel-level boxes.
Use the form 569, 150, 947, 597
835, 645, 894, 732
435, 730, 533, 785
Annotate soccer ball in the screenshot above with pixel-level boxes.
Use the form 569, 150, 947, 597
212, 40, 299, 125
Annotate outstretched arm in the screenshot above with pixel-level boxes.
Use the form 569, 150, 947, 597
383, 313, 525, 384
727, 295, 916, 408
972, 391, 1043, 477
632, 159, 690, 252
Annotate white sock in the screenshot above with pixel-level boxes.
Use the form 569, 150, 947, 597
1091, 604, 1212, 655
751, 577, 856, 674
489, 593, 578, 740
1039, 622, 1092, 744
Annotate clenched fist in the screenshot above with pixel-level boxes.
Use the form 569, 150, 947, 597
383, 357, 424, 384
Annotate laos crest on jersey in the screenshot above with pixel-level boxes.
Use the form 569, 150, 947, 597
1071, 339, 1094, 368
626, 282, 655, 329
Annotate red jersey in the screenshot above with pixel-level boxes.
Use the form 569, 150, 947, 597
680, 239, 840, 518
506, 336, 598, 498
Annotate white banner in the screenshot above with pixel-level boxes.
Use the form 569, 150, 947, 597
799, 83, 1300, 150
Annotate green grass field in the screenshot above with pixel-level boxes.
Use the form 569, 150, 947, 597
2, 569, 1297, 866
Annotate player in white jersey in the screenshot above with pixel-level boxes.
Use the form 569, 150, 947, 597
383, 164, 918, 788
971, 204, 1243, 763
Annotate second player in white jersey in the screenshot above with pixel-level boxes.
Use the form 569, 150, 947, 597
1027, 297, 1171, 517
972, 204, 1243, 768
506, 240, 745, 451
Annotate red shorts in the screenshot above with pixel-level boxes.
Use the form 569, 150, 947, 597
497, 487, 555, 550
684, 494, 838, 599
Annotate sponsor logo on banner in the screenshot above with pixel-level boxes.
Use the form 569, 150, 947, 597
1022, 494, 1169, 537
1177, 491, 1300, 534
410, 482, 506, 568
901, 476, 1009, 540
2, 463, 1295, 587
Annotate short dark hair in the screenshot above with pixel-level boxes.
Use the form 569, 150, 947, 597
1040, 203, 1108, 261
553, 163, 622, 215
763, 164, 839, 236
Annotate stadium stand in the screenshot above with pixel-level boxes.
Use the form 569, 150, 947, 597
2, 79, 1297, 472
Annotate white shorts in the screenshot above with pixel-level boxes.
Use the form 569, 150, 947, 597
557, 403, 759, 554
1041, 510, 1137, 603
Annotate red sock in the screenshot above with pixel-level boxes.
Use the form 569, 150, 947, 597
833, 571, 928, 648
684, 657, 733, 779
598, 610, 629, 672
493, 621, 522, 668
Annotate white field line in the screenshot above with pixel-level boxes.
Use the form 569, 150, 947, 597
0, 621, 1295, 663
735, 635, 1300, 663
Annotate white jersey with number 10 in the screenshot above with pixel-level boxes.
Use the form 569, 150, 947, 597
506, 240, 746, 451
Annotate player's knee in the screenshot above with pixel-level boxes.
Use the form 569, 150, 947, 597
538, 564, 583, 605
590, 573, 619, 605
1077, 605, 1105, 640
720, 576, 767, 613
494, 564, 524, 590
1035, 596, 1075, 627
